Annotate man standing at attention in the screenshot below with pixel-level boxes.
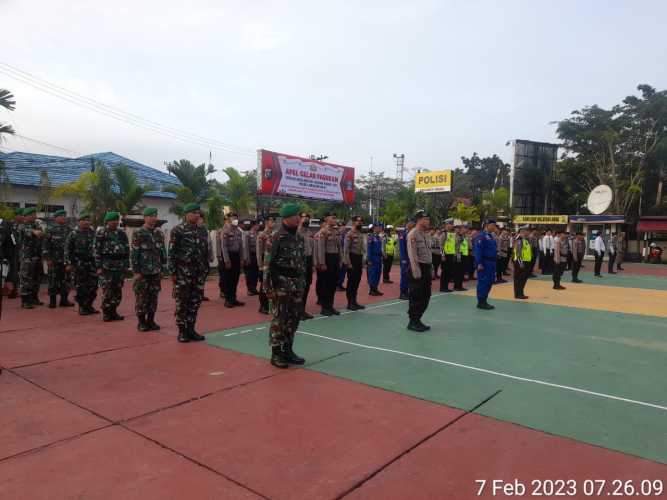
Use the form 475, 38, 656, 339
264, 203, 307, 369
552, 229, 568, 290
512, 226, 531, 299
42, 209, 73, 308
18, 207, 44, 309
219, 212, 245, 308
571, 232, 586, 283
593, 231, 605, 277
366, 222, 384, 296
407, 210, 432, 332
131, 207, 166, 332
343, 215, 366, 311
94, 211, 130, 322
382, 225, 397, 284
169, 203, 209, 343
242, 219, 260, 296
473, 219, 498, 310
440, 219, 455, 292
314, 212, 341, 316
65, 212, 98, 315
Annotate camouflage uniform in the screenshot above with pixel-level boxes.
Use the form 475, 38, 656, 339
169, 222, 210, 333
19, 221, 44, 304
131, 226, 166, 318
8, 219, 22, 296
42, 222, 71, 300
264, 223, 306, 348
65, 226, 98, 310
94, 226, 130, 317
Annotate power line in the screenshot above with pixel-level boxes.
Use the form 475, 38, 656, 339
0, 62, 256, 157
13, 134, 83, 155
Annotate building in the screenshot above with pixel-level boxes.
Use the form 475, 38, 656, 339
0, 151, 183, 230
510, 139, 560, 215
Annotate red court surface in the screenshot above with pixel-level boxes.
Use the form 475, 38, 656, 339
1, 265, 666, 499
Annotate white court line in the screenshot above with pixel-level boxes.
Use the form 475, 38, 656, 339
296, 330, 667, 413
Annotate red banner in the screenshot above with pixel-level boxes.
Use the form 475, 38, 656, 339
257, 150, 355, 204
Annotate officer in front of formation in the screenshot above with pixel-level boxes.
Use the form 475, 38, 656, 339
242, 219, 260, 296
406, 210, 432, 332
297, 212, 314, 320
256, 214, 276, 315
314, 211, 341, 316
169, 203, 209, 343
440, 218, 455, 292
94, 211, 130, 322
131, 207, 166, 332
19, 207, 44, 309
42, 209, 73, 308
65, 212, 98, 315
366, 222, 384, 296
473, 219, 498, 310
343, 215, 366, 311
264, 203, 307, 368
512, 225, 532, 300
219, 212, 245, 308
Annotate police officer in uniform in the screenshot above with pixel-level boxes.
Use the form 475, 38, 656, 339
367, 222, 384, 296
496, 228, 510, 283
264, 203, 307, 368
512, 226, 531, 299
314, 212, 341, 316
219, 212, 245, 307
382, 225, 397, 284
398, 219, 414, 300
452, 223, 468, 291
297, 212, 314, 320
337, 222, 348, 291
440, 218, 456, 292
94, 211, 130, 322
343, 215, 366, 310
552, 229, 568, 290
430, 228, 443, 280
571, 232, 586, 283
65, 212, 98, 315
242, 219, 260, 296
256, 214, 276, 315
473, 219, 498, 310
19, 207, 44, 309
407, 210, 432, 332
131, 207, 166, 332
42, 209, 73, 308
169, 203, 209, 342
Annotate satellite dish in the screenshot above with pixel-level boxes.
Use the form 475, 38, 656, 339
587, 185, 613, 214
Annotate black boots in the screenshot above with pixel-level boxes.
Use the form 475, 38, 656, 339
59, 294, 74, 307
177, 324, 204, 343
407, 320, 429, 332
300, 310, 314, 320
49, 295, 57, 309
285, 342, 305, 365
347, 301, 366, 311
137, 314, 150, 332
21, 297, 34, 309
103, 310, 124, 322
477, 300, 495, 310
369, 288, 383, 296
189, 323, 205, 341
178, 327, 190, 343
320, 308, 340, 316
147, 313, 160, 331
270, 343, 305, 368
399, 292, 409, 300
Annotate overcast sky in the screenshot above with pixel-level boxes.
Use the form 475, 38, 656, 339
2, 0, 666, 182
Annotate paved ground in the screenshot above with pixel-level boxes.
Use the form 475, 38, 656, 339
1, 262, 666, 499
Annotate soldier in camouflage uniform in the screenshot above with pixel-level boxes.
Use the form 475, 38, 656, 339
264, 203, 307, 368
169, 203, 209, 343
94, 211, 130, 321
43, 209, 74, 308
7, 207, 24, 298
19, 207, 44, 309
131, 207, 166, 332
65, 212, 99, 315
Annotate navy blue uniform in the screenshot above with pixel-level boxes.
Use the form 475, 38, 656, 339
398, 229, 409, 295
367, 233, 383, 289
473, 230, 497, 302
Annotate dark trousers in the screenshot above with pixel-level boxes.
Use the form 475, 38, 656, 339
338, 263, 347, 287
431, 254, 441, 279
542, 251, 553, 275
244, 257, 259, 293
566, 253, 573, 271
440, 254, 454, 291
594, 251, 604, 276
513, 262, 529, 297
496, 256, 508, 281
316, 267, 323, 304
529, 254, 537, 275
258, 270, 269, 311
346, 254, 363, 305
302, 256, 313, 311
608, 253, 616, 273
552, 262, 564, 287
383, 254, 394, 282
453, 257, 464, 289
465, 255, 475, 280
572, 257, 583, 281
408, 263, 432, 321
222, 252, 241, 301
318, 253, 339, 310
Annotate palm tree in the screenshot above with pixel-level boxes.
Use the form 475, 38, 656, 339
0, 89, 16, 143
221, 167, 253, 214
113, 164, 154, 214
165, 159, 216, 214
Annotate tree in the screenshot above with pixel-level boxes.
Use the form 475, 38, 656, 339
450, 202, 480, 223
113, 164, 154, 214
0, 89, 16, 143
220, 167, 254, 215
165, 159, 216, 214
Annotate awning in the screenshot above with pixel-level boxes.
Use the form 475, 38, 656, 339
637, 219, 667, 232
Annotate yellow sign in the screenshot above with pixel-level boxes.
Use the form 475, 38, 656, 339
513, 215, 569, 225
415, 170, 452, 193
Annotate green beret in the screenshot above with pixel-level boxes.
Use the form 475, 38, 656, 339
182, 202, 200, 214
279, 203, 300, 218
52, 209, 67, 217
23, 207, 37, 216
78, 211, 91, 220
143, 207, 158, 216
104, 211, 120, 223
14, 208, 24, 216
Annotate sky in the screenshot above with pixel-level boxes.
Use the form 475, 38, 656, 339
2, 0, 667, 182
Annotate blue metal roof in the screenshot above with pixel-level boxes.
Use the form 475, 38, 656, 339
0, 151, 180, 199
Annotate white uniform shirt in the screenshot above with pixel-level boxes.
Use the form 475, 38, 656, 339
594, 235, 606, 254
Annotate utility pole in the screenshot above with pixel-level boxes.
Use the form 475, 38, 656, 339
393, 153, 405, 181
